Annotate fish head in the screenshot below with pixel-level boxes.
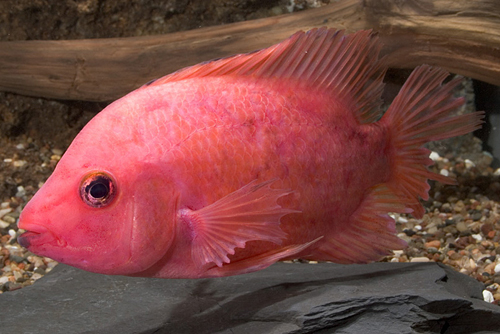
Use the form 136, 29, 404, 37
17, 109, 178, 275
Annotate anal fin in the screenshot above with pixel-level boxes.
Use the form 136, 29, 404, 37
204, 237, 321, 277
317, 184, 409, 264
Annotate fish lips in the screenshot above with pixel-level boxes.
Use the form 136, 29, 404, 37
17, 225, 56, 250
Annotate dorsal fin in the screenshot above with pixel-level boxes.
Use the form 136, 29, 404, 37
145, 28, 387, 123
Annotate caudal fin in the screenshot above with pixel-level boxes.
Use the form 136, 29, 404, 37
381, 65, 484, 218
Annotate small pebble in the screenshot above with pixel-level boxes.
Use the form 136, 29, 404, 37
454, 201, 465, 213
0, 220, 10, 229
471, 212, 483, 221
410, 257, 430, 263
472, 234, 483, 242
13, 160, 27, 167
0, 208, 12, 219
9, 255, 24, 263
15, 186, 26, 198
426, 247, 439, 254
425, 240, 441, 249
429, 151, 440, 161
51, 148, 63, 156
8, 230, 17, 239
440, 169, 449, 177
398, 218, 410, 225
13, 271, 23, 281
31, 273, 43, 281
403, 229, 416, 236
456, 221, 468, 232
441, 203, 452, 213
427, 226, 438, 234
393, 250, 404, 257
464, 159, 475, 169
483, 290, 494, 303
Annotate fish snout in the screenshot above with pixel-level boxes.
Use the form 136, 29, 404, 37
17, 221, 54, 250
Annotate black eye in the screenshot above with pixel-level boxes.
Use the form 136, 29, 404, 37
80, 172, 116, 208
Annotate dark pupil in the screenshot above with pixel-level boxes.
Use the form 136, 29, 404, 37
89, 181, 109, 199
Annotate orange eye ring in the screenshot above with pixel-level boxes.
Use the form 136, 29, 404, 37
79, 172, 116, 208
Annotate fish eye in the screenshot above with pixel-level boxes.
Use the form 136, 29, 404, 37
79, 172, 116, 208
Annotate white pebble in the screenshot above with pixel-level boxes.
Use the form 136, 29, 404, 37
0, 220, 10, 229
1, 202, 10, 209
464, 159, 475, 168
429, 151, 440, 161
483, 290, 494, 303
0, 277, 9, 284
16, 186, 26, 197
397, 216, 408, 224
494, 263, 500, 275
410, 257, 430, 263
8, 229, 16, 238
3, 158, 12, 163
494, 168, 500, 176
415, 225, 422, 231
15, 143, 25, 150
440, 169, 449, 177
393, 250, 404, 257
472, 234, 483, 242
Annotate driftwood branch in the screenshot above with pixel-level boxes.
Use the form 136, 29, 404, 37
0, 0, 499, 102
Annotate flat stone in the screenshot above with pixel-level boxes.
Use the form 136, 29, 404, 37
0, 262, 499, 334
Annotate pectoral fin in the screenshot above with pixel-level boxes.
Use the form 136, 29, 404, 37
180, 179, 299, 268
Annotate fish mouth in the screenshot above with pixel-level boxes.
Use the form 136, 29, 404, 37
17, 225, 54, 249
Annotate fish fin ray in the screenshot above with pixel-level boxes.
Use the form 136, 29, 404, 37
204, 237, 321, 277
182, 179, 298, 268
381, 65, 485, 218
143, 28, 385, 124
316, 184, 408, 263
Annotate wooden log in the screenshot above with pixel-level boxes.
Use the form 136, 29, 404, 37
0, 0, 499, 102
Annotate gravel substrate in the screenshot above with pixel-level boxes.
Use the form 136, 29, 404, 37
1, 136, 499, 307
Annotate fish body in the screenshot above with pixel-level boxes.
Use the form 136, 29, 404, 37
18, 28, 483, 278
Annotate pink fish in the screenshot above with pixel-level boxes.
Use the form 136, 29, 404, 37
17, 28, 483, 278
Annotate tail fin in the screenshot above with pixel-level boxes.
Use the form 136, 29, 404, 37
381, 65, 484, 218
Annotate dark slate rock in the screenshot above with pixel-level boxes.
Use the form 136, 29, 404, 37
0, 262, 499, 334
